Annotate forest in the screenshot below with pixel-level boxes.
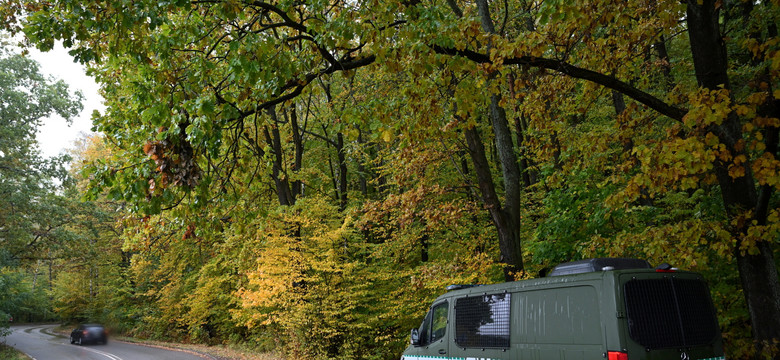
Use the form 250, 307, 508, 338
1, 0, 779, 359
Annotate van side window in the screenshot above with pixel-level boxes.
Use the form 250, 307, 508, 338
430, 301, 448, 343
418, 301, 448, 346
455, 293, 511, 348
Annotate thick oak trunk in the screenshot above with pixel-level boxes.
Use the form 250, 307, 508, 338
476, 0, 525, 279
687, 1, 780, 355
445, 0, 524, 279
464, 126, 523, 280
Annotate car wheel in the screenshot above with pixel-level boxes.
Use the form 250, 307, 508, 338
69, 335, 74, 344
77, 336, 83, 346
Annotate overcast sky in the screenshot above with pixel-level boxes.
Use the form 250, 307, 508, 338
28, 43, 104, 159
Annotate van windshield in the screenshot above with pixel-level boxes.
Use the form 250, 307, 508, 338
623, 278, 719, 350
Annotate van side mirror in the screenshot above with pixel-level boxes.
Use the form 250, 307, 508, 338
410, 328, 420, 346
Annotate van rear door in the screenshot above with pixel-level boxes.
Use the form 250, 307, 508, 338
618, 272, 725, 360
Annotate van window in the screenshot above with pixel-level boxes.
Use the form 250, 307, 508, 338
419, 301, 448, 346
431, 302, 448, 343
454, 293, 511, 348
624, 278, 719, 349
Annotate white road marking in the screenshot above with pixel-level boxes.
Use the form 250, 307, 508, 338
70, 345, 124, 360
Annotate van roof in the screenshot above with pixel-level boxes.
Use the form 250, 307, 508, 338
439, 266, 694, 300
548, 258, 652, 276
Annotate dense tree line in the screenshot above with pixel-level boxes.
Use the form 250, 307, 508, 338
1, 1, 778, 359
0, 45, 83, 331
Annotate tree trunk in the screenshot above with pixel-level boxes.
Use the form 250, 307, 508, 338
445, 0, 524, 279
476, 0, 525, 279
420, 232, 429, 262
265, 106, 296, 206
507, 73, 538, 187
612, 90, 626, 115
357, 130, 368, 197
488, 96, 525, 277
654, 36, 674, 91
32, 260, 40, 290
288, 105, 304, 199
464, 126, 523, 280
687, 1, 780, 355
336, 132, 348, 211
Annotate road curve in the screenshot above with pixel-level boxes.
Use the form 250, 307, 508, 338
6, 324, 211, 360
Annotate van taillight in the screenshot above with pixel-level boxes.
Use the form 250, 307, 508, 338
608, 351, 628, 360
655, 263, 677, 272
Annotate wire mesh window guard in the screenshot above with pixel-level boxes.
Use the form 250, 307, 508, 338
624, 278, 718, 349
455, 293, 511, 348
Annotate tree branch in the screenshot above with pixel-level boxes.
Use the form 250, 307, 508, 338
431, 45, 688, 121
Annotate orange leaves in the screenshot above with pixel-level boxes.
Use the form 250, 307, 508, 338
742, 35, 780, 69
752, 152, 780, 188
733, 209, 780, 256
361, 174, 480, 246
229, 196, 411, 357
368, 184, 458, 229
144, 140, 175, 191
683, 88, 732, 128
728, 154, 748, 179
613, 76, 780, 202
142, 129, 202, 192
182, 223, 196, 240
615, 137, 716, 203
236, 197, 358, 322
143, 140, 167, 162
586, 219, 731, 271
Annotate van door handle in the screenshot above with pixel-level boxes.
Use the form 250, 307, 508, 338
438, 349, 446, 355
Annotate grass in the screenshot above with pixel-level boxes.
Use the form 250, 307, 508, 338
0, 343, 32, 360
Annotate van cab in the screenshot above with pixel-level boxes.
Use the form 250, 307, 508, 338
402, 258, 725, 360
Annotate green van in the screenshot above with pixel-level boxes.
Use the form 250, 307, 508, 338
402, 258, 725, 360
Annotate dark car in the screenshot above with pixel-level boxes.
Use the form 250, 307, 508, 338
69, 324, 108, 345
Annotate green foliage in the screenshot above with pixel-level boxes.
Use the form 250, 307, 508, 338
4, 1, 780, 359
0, 47, 83, 332
0, 343, 30, 360
0, 50, 83, 259
0, 266, 52, 335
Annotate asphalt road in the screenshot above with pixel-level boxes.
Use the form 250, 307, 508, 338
6, 324, 211, 360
